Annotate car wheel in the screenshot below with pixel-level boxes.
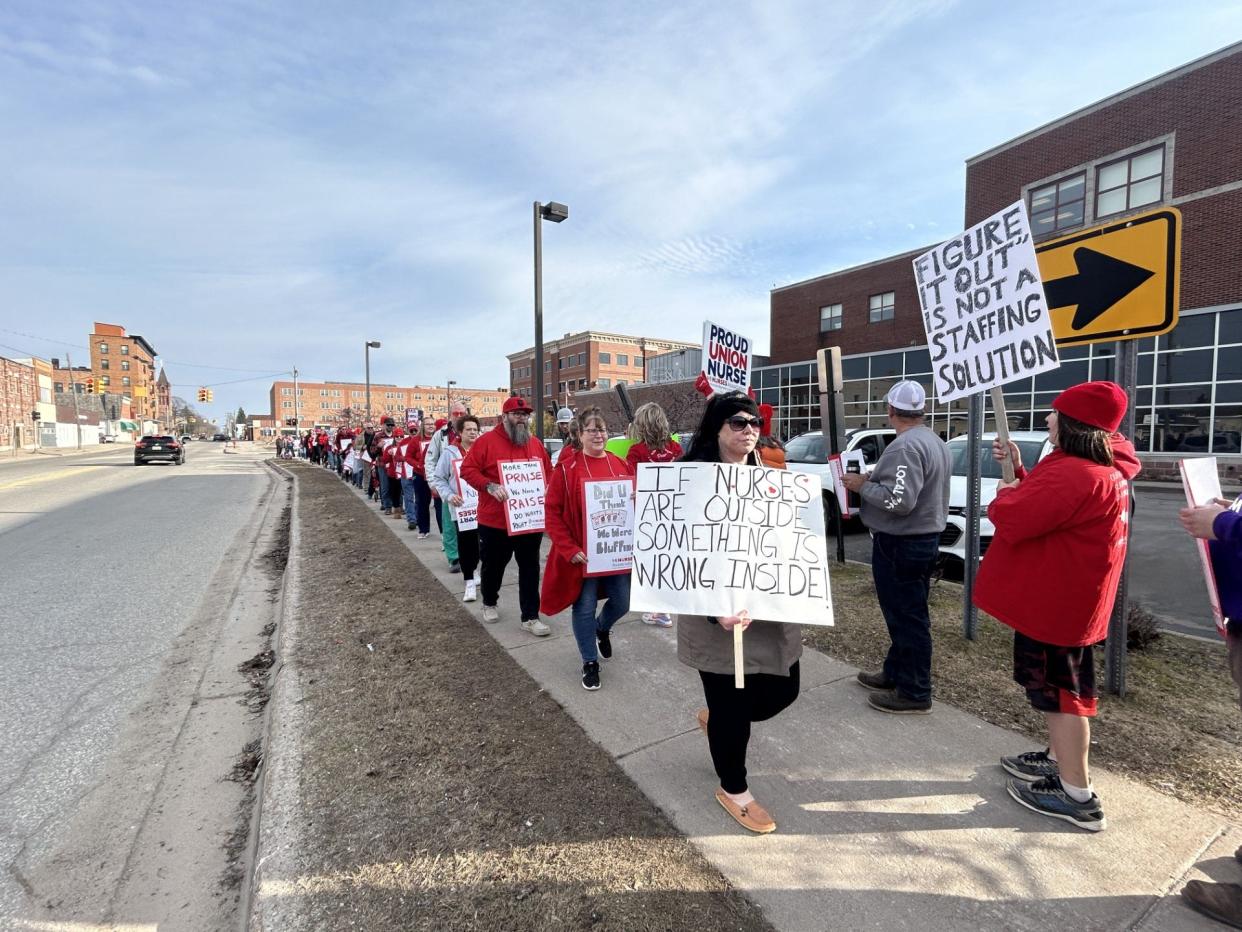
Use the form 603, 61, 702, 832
134, 459, 143, 466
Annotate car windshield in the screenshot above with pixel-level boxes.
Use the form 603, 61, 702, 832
785, 433, 826, 463
949, 439, 1046, 478
145, 436, 175, 443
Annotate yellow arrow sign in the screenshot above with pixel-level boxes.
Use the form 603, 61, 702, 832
1035, 207, 1180, 347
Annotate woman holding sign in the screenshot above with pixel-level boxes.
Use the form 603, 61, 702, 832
678, 391, 801, 835
541, 407, 634, 691
626, 402, 683, 628
431, 414, 482, 602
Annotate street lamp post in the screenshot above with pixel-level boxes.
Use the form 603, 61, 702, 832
533, 200, 568, 441
365, 341, 381, 425
446, 379, 456, 417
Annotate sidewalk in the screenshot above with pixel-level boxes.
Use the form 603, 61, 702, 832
258, 470, 1238, 931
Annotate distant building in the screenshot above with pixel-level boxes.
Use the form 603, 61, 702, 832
89, 322, 167, 429
268, 379, 509, 427
0, 356, 38, 451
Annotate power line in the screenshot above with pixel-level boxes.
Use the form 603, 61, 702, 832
0, 327, 289, 374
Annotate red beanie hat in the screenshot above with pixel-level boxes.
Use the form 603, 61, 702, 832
1052, 381, 1128, 433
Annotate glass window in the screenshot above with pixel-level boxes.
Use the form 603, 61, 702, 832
1030, 172, 1086, 236
1164, 314, 1215, 350
1154, 350, 1213, 384
120, 345, 129, 355
1219, 309, 1242, 344
98, 343, 108, 353
1096, 146, 1164, 217
871, 353, 903, 378
1153, 407, 1210, 454
841, 357, 868, 380
545, 361, 552, 372
869, 292, 895, 323
1091, 357, 1115, 383
843, 379, 868, 403
1058, 344, 1088, 361
598, 352, 611, 365
1156, 386, 1212, 406
855, 436, 882, 465
1211, 405, 1242, 453
785, 432, 827, 463
1138, 353, 1154, 385
904, 349, 931, 374
1033, 360, 1088, 392
617, 354, 629, 366
1219, 353, 1242, 383
789, 363, 812, 382
820, 303, 842, 332
122, 376, 130, 387
756, 368, 777, 389
100, 359, 109, 370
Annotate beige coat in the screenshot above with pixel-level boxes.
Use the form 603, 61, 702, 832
677, 615, 802, 677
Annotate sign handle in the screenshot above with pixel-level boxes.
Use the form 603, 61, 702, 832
734, 624, 745, 689
989, 387, 1015, 483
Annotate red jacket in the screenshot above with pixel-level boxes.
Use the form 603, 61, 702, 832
540, 452, 633, 616
396, 435, 426, 480
381, 440, 400, 478
625, 439, 683, 468
973, 436, 1141, 646
460, 428, 552, 530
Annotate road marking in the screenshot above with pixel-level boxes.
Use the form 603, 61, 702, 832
0, 465, 103, 491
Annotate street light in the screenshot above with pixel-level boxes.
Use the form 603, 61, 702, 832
446, 379, 457, 417
365, 340, 381, 425
533, 200, 568, 440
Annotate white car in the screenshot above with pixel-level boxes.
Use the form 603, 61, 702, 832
939, 430, 1054, 564
784, 427, 896, 526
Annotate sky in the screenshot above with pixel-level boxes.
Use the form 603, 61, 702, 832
1, 1, 1239, 421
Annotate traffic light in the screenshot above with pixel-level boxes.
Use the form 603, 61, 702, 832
197, 388, 205, 402
206, 389, 214, 403
285, 417, 298, 427
85, 378, 95, 394
30, 410, 39, 422
197, 387, 215, 403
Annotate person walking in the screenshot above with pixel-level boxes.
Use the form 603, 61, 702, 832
460, 396, 553, 637
370, 418, 401, 515
975, 381, 1141, 832
677, 391, 802, 834
541, 407, 633, 691
626, 402, 682, 628
431, 414, 484, 602
397, 424, 431, 533
426, 401, 469, 572
841, 380, 950, 715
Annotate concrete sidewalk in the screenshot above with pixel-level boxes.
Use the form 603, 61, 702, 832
352, 484, 1237, 931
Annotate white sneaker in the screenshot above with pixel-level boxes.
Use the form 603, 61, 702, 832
642, 613, 674, 628
521, 618, 551, 637
482, 605, 499, 623
463, 581, 477, 603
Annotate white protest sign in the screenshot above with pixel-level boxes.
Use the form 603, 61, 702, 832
499, 459, 546, 535
1179, 456, 1227, 635
913, 200, 1059, 403
702, 320, 752, 395
340, 437, 353, 451
630, 462, 833, 625
583, 478, 634, 577
453, 458, 479, 532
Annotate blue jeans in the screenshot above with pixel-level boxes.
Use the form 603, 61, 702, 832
871, 531, 940, 703
401, 475, 431, 531
571, 573, 631, 663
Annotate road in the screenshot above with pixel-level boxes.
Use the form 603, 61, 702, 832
0, 441, 286, 930
833, 484, 1217, 640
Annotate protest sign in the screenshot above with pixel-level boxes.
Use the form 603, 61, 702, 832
827, 450, 865, 519
405, 407, 423, 428
702, 320, 753, 395
913, 201, 1059, 404
340, 437, 353, 451
629, 462, 833, 625
453, 459, 479, 532
1179, 456, 1228, 635
499, 459, 546, 535
583, 478, 634, 577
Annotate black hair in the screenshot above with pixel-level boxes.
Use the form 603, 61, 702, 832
681, 392, 762, 464
1056, 412, 1114, 467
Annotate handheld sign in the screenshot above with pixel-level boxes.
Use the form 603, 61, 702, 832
1179, 457, 1227, 635
499, 459, 546, 535
702, 321, 752, 395
583, 478, 634, 577
453, 459, 479, 532
340, 437, 353, 451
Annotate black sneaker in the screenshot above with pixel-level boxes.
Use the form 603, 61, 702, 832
1001, 748, 1059, 783
867, 689, 932, 714
1007, 776, 1106, 832
407, 521, 416, 531
596, 629, 612, 661
449, 561, 461, 574
856, 670, 895, 691
581, 661, 601, 690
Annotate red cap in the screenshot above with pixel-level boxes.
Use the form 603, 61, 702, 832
434, 418, 448, 430
1052, 381, 1128, 433
502, 396, 533, 414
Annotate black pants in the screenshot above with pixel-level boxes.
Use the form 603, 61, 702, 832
699, 662, 800, 794
457, 528, 479, 581
478, 524, 543, 620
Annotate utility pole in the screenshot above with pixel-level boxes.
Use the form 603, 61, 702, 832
65, 351, 83, 450
293, 366, 300, 435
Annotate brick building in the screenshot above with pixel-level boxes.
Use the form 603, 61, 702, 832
507, 331, 699, 411
89, 322, 167, 428
0, 356, 38, 451
269, 380, 508, 427
767, 41, 1242, 466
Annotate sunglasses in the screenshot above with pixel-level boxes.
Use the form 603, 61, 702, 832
725, 416, 763, 432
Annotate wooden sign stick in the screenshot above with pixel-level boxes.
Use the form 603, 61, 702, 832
989, 387, 1016, 483
734, 623, 745, 689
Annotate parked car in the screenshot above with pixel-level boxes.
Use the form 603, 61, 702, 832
784, 427, 897, 527
180, 434, 193, 444
134, 435, 185, 466
212, 433, 228, 442
544, 436, 565, 466
99, 434, 116, 444
938, 430, 1053, 564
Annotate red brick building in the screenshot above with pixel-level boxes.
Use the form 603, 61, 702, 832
89, 322, 166, 428
0, 356, 38, 450
269, 380, 508, 427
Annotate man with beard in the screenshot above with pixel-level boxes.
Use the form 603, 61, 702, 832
461, 396, 553, 636
369, 418, 402, 514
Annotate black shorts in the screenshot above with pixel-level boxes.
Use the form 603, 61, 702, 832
1013, 631, 1098, 717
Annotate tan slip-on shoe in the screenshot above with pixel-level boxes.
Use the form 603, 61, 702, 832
696, 708, 709, 735
715, 788, 776, 834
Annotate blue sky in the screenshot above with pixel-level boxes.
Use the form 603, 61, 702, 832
1, 1, 1238, 420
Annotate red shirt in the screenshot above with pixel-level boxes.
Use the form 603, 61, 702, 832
460, 427, 552, 530
626, 439, 683, 467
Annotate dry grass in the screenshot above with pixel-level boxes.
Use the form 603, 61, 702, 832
805, 563, 1242, 822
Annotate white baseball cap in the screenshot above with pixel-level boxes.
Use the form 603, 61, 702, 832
556, 407, 574, 424
886, 380, 926, 414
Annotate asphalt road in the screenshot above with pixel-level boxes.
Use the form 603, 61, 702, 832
0, 442, 277, 927
833, 484, 1217, 640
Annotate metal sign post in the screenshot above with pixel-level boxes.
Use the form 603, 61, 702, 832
816, 347, 848, 563
1104, 339, 1139, 696
962, 393, 984, 639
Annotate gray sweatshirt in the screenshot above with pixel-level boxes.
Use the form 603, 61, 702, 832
858, 424, 951, 536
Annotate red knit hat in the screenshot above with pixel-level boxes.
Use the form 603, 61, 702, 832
1052, 381, 1128, 433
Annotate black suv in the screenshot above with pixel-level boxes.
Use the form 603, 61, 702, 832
134, 435, 185, 466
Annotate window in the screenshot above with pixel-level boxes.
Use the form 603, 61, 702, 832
1029, 172, 1085, 235
100, 359, 109, 369
545, 361, 552, 372
558, 381, 566, 393
544, 384, 551, 396
122, 376, 131, 387
599, 352, 611, 365
820, 303, 843, 332
120, 360, 130, 371
578, 379, 588, 389
1096, 147, 1164, 217
99, 376, 110, 386
120, 345, 129, 355
617, 354, 629, 366
869, 293, 895, 323
558, 359, 564, 370
597, 378, 611, 388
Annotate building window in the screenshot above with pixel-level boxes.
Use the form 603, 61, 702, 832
121, 360, 130, 370
558, 359, 564, 370
1029, 172, 1085, 235
599, 352, 611, 365
120, 345, 129, 355
598, 378, 611, 388
820, 303, 843, 332
1096, 146, 1164, 218
578, 379, 588, 389
99, 376, 110, 387
122, 377, 131, 387
544, 384, 551, 396
869, 292, 895, 323
558, 381, 566, 394
617, 354, 629, 366
100, 359, 109, 369
545, 361, 552, 372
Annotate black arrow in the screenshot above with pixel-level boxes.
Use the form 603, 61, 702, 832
1043, 246, 1155, 330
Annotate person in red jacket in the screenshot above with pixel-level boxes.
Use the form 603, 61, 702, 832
973, 381, 1141, 833
541, 407, 633, 690
381, 430, 404, 519
460, 396, 553, 636
626, 402, 683, 628
396, 425, 431, 534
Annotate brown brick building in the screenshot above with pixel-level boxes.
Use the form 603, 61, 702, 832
766, 42, 1242, 462
89, 322, 167, 428
0, 356, 38, 450
507, 331, 699, 412
269, 379, 508, 427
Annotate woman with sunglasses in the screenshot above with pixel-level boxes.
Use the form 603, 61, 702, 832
677, 392, 802, 834
541, 407, 633, 691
